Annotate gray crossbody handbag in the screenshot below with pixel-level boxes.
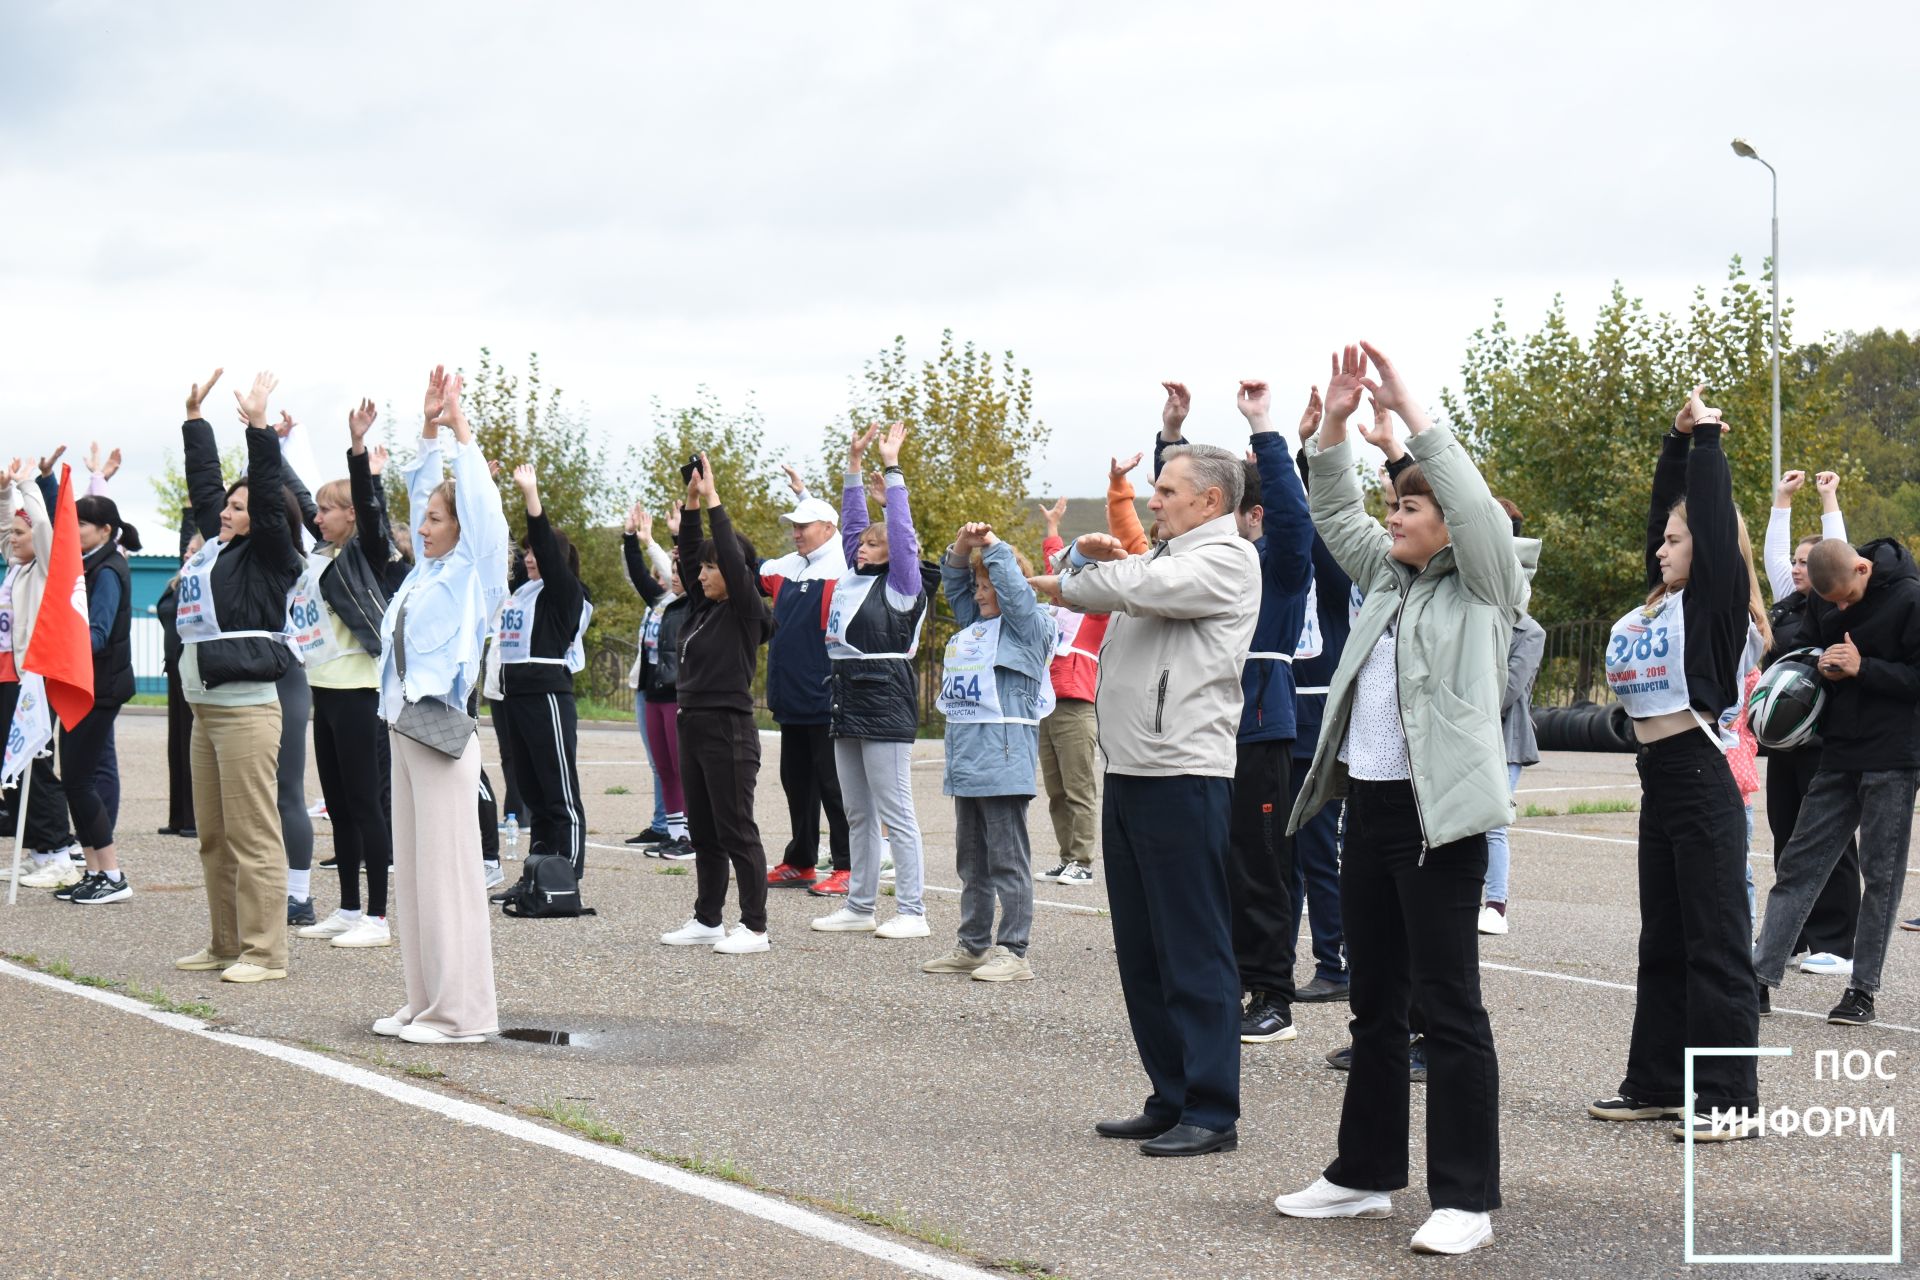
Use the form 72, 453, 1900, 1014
391, 600, 478, 758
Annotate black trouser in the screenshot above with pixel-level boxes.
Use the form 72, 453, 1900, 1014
496, 691, 585, 878
165, 664, 195, 830
478, 767, 500, 860
1766, 744, 1860, 958
0, 682, 73, 851
1326, 780, 1500, 1212
681, 707, 768, 932
313, 687, 390, 916
777, 721, 850, 872
1104, 773, 1241, 1133
490, 699, 523, 819
1622, 732, 1758, 1114
94, 722, 120, 829
1229, 740, 1298, 1003
60, 703, 121, 850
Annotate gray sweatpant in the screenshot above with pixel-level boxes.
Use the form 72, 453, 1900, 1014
954, 794, 1033, 957
835, 738, 924, 916
1754, 768, 1915, 995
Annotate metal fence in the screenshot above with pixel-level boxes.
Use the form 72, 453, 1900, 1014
581, 602, 964, 731
1534, 618, 1613, 708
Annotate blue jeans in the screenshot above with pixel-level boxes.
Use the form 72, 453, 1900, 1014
1481, 763, 1524, 905
637, 701, 668, 832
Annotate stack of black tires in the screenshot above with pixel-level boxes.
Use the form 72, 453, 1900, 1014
1531, 702, 1637, 754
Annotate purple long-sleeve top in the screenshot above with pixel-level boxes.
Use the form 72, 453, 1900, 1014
841, 470, 923, 603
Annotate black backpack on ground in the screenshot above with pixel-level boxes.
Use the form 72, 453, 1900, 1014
499, 845, 596, 919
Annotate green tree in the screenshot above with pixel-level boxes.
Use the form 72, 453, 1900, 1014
827, 330, 1048, 562
1442, 258, 1832, 628
151, 442, 247, 530
1799, 328, 1920, 551
634, 387, 789, 561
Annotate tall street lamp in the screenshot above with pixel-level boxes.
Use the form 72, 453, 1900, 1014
1732, 137, 1781, 484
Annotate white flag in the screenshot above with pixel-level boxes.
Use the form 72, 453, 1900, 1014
3, 672, 51, 788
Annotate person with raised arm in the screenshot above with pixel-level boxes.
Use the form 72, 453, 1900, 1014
1034, 495, 1106, 887
1029, 429, 1258, 1157
1757, 468, 1860, 973
371, 366, 510, 1042
493, 463, 591, 880
811, 423, 932, 939
623, 500, 692, 857
0, 459, 80, 888
258, 410, 317, 929
1586, 384, 1764, 1142
171, 369, 307, 984
290, 399, 402, 951
1271, 344, 1522, 1254
659, 455, 776, 955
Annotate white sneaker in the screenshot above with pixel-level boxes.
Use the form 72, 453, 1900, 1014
1800, 952, 1854, 976
307, 799, 329, 819
1477, 905, 1509, 936
1410, 1208, 1493, 1254
298, 909, 362, 940
712, 925, 770, 954
660, 917, 727, 946
811, 907, 877, 933
1273, 1177, 1393, 1219
1056, 864, 1095, 885
398, 1023, 485, 1045
20, 860, 82, 889
874, 913, 930, 939
1672, 1110, 1762, 1142
482, 860, 505, 890
332, 917, 392, 948
879, 858, 896, 881
371, 1015, 406, 1037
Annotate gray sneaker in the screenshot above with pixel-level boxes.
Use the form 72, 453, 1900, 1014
482, 860, 505, 890
920, 946, 990, 975
971, 946, 1034, 983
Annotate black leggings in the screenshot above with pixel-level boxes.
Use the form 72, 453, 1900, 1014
313, 686, 390, 916
0, 681, 72, 851
60, 703, 121, 849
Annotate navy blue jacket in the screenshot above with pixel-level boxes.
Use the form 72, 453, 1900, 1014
760, 568, 837, 725
1290, 447, 1355, 759
1151, 431, 1313, 744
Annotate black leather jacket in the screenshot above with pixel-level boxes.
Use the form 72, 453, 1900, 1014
286, 446, 400, 655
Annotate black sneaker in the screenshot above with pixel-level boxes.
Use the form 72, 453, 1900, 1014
1828, 987, 1876, 1026
287, 896, 316, 927
1900, 917, 1920, 932
71, 873, 131, 904
657, 838, 695, 862
318, 856, 339, 869
1408, 1035, 1428, 1084
627, 826, 673, 846
1324, 1043, 1353, 1071
1588, 1093, 1683, 1121
1036, 862, 1070, 883
54, 872, 99, 902
1240, 994, 1297, 1043
1295, 975, 1351, 1003
1758, 985, 1773, 1017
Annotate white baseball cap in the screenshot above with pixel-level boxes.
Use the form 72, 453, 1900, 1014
780, 497, 840, 527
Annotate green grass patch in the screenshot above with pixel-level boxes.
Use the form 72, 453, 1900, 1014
1519, 803, 1560, 818
656, 866, 689, 876
646, 1148, 757, 1184
297, 1040, 339, 1055
1568, 797, 1637, 815
533, 1099, 625, 1146
825, 1188, 969, 1253
995, 1262, 1071, 1279
603, 784, 631, 795
4, 952, 216, 1018
128, 692, 167, 707
405, 1063, 446, 1080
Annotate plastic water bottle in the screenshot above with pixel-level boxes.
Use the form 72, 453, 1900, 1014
505, 813, 520, 859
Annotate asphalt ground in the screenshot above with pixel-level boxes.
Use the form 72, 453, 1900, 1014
1, 710, 1915, 1280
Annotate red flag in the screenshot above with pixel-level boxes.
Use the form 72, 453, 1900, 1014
24, 466, 94, 729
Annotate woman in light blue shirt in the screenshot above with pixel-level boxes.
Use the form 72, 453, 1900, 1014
371, 366, 511, 1046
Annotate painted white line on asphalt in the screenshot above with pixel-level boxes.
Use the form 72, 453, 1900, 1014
1510, 826, 1920, 874
0, 960, 999, 1280
1477, 961, 1920, 1034
1514, 784, 1638, 794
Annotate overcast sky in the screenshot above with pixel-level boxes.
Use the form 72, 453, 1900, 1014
5, 1, 1916, 541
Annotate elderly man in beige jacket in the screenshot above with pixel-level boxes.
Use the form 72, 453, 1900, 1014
1031, 442, 1259, 1157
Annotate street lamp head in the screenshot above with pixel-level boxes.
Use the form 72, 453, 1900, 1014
1731, 137, 1760, 159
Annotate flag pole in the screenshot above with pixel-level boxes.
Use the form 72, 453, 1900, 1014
7, 761, 33, 907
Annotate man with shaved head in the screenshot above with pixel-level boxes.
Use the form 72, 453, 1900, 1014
1752, 536, 1920, 1028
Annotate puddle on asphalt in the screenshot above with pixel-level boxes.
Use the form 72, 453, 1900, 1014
491, 1017, 753, 1065
501, 1027, 578, 1047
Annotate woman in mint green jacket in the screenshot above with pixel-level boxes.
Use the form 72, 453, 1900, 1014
1275, 344, 1525, 1258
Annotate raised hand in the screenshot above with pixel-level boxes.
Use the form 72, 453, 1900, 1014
1160, 381, 1191, 440
848, 423, 882, 470
367, 444, 389, 477
875, 421, 907, 468
1355, 398, 1405, 462
693, 452, 718, 506
348, 398, 378, 449
85, 442, 105, 474
1038, 496, 1068, 531
186, 368, 224, 419
1774, 469, 1807, 503
430, 372, 470, 442
865, 470, 887, 510
423, 366, 446, 431
512, 463, 538, 495
1673, 383, 1722, 435
1356, 341, 1431, 433
36, 445, 66, 478
1236, 379, 1272, 429
779, 462, 807, 497
1074, 532, 1129, 562
486, 458, 501, 478
7, 457, 31, 486
955, 521, 994, 553
103, 447, 122, 480
665, 504, 682, 537
1815, 471, 1841, 505
1296, 385, 1324, 443
234, 371, 278, 429
1110, 451, 1144, 483
636, 506, 654, 542
1322, 346, 1369, 438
